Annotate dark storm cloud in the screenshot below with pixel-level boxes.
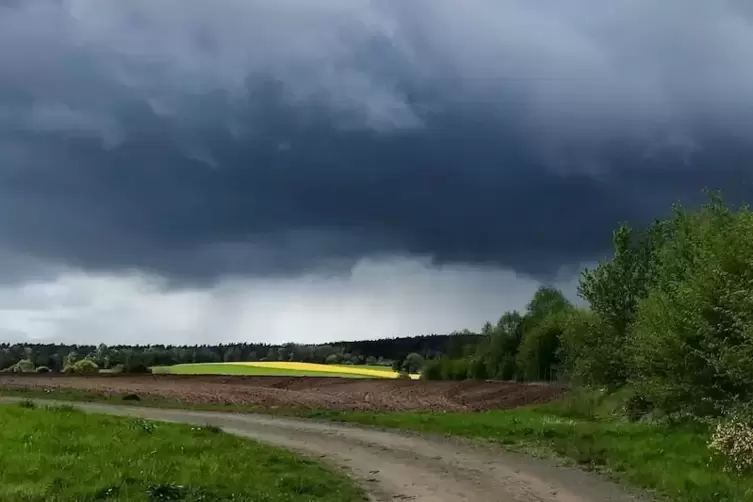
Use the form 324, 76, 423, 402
1, 0, 753, 283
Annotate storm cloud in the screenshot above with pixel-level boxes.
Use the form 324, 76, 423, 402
0, 0, 752, 343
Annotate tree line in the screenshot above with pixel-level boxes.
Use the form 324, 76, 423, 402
0, 333, 482, 375
423, 191, 753, 418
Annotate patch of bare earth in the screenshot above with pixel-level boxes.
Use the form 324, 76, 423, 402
0, 374, 565, 411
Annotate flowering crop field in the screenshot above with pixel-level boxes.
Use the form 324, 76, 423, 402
151, 362, 420, 379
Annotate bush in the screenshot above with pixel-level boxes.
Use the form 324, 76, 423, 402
64, 359, 99, 375
559, 309, 626, 387
440, 358, 469, 381
401, 353, 425, 373
622, 393, 654, 422
11, 359, 35, 373
516, 313, 564, 381
35, 366, 51, 373
324, 354, 341, 365
630, 198, 753, 416
467, 356, 488, 380
420, 359, 443, 380
709, 412, 753, 473
125, 363, 150, 374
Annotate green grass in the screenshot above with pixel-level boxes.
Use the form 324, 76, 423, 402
150, 363, 371, 378
3, 387, 751, 501
0, 402, 364, 502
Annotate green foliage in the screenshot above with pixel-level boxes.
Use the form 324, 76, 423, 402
35, 366, 51, 373
558, 308, 625, 386
513, 288, 571, 381
420, 359, 443, 380
325, 353, 341, 365
440, 358, 470, 380
516, 312, 566, 381
401, 352, 425, 373
420, 357, 470, 380
576, 222, 664, 386
467, 355, 488, 380
64, 358, 99, 375
482, 312, 522, 379
579, 223, 662, 336
630, 196, 753, 415
390, 355, 405, 372
10, 359, 35, 373
525, 286, 572, 323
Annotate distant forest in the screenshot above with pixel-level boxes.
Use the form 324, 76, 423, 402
0, 332, 484, 374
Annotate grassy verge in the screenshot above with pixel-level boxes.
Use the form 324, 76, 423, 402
0, 401, 365, 502
2, 387, 750, 501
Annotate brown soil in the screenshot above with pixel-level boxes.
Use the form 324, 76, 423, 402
0, 374, 565, 412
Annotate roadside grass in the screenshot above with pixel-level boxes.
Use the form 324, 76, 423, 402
2, 387, 750, 501
0, 402, 364, 502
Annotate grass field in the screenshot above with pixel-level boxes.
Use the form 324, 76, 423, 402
0, 401, 364, 502
5, 387, 750, 502
151, 362, 420, 379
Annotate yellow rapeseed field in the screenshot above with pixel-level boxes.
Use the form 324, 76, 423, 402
230, 361, 420, 379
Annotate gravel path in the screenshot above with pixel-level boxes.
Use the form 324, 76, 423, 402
1, 398, 648, 502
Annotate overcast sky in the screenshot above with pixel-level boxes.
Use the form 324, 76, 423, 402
1, 0, 752, 345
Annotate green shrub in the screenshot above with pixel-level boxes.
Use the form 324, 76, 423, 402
401, 353, 425, 373
421, 357, 469, 381
11, 359, 35, 373
420, 359, 443, 380
516, 313, 564, 381
467, 356, 488, 380
709, 411, 753, 473
630, 198, 753, 415
559, 309, 626, 388
439, 358, 469, 381
64, 359, 99, 375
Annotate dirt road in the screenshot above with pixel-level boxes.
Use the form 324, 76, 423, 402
1, 397, 646, 502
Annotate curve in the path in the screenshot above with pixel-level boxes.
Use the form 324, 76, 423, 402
1, 398, 648, 502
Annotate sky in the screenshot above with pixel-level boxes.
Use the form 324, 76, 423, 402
1, 0, 752, 345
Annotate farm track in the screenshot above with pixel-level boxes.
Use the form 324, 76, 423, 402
0, 397, 646, 502
0, 374, 565, 411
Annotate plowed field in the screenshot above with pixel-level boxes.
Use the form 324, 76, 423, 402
0, 374, 565, 412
